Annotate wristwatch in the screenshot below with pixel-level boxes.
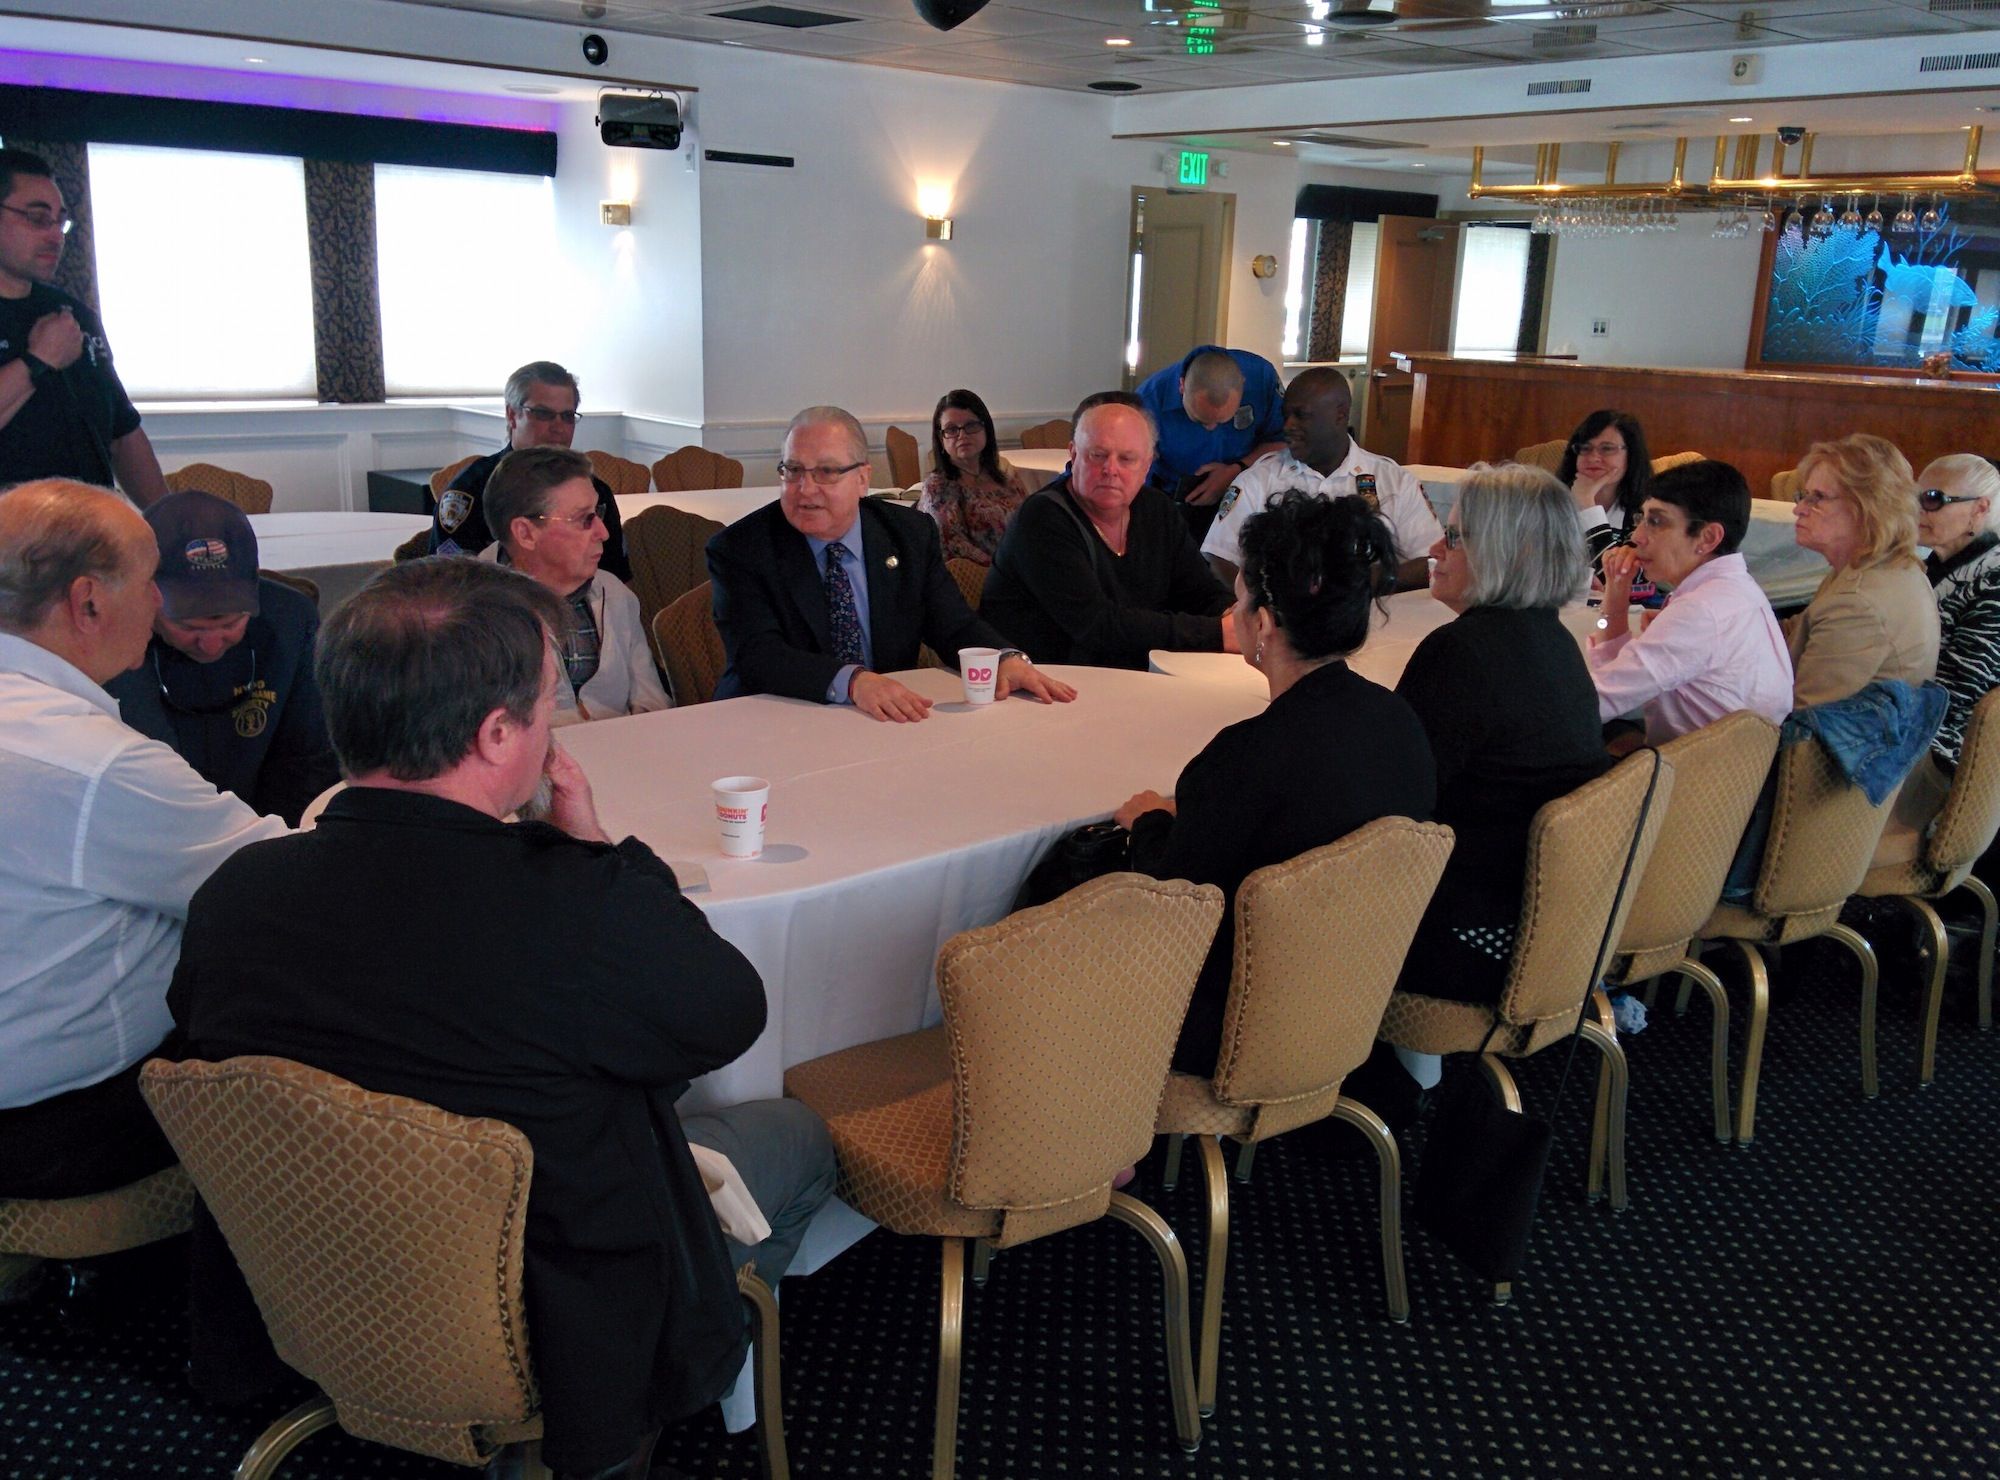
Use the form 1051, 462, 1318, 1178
19, 353, 53, 386
996, 647, 1028, 665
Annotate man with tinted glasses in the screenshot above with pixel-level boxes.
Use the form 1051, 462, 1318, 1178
429, 359, 632, 579
105, 489, 338, 824
707, 404, 1074, 720
0, 148, 168, 504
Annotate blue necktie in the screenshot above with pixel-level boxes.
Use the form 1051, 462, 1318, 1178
824, 544, 865, 667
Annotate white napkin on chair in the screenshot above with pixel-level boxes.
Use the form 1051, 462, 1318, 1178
690, 1144, 771, 1245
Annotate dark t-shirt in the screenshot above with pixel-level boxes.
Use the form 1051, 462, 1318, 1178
0, 285, 140, 489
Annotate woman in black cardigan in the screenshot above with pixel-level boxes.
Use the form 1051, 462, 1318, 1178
1115, 493, 1438, 1077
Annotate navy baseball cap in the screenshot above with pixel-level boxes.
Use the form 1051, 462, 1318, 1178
146, 490, 261, 621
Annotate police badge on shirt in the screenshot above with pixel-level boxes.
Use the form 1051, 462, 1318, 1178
1353, 472, 1380, 514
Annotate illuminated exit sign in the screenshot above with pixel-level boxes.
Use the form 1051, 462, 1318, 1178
1177, 150, 1210, 187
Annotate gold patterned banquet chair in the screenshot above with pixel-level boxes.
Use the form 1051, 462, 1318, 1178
1694, 735, 1899, 1145
1511, 439, 1568, 474
651, 581, 727, 706
165, 462, 274, 516
625, 504, 725, 647
1598, 713, 1780, 1147
1850, 689, 2000, 1084
1378, 748, 1672, 1288
1153, 819, 1453, 1417
0, 1164, 197, 1300
652, 445, 745, 492
1018, 418, 1072, 450
585, 449, 651, 499
139, 1055, 787, 1480
885, 425, 922, 488
1769, 468, 1800, 502
1650, 451, 1706, 475
784, 874, 1225, 1480
944, 557, 987, 614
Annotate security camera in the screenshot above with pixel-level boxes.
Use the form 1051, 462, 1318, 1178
1776, 125, 1806, 146
581, 32, 608, 66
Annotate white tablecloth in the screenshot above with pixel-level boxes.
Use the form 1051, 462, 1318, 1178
249, 512, 431, 610
1007, 448, 1070, 483
555, 665, 1263, 1113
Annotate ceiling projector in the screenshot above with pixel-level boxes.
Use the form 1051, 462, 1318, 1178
597, 92, 683, 150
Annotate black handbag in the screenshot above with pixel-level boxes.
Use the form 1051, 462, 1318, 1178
1413, 748, 1663, 1287
1011, 822, 1131, 911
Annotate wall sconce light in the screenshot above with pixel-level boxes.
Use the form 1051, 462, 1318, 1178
1250, 254, 1278, 279
924, 215, 954, 241
600, 201, 633, 227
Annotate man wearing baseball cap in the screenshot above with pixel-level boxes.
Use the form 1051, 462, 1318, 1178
104, 490, 338, 825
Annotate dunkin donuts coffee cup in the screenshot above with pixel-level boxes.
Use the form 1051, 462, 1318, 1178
712, 776, 770, 858
959, 648, 1000, 705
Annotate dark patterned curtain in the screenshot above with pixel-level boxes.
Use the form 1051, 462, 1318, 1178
1516, 231, 1553, 355
7, 138, 97, 314
1307, 220, 1351, 362
304, 158, 385, 403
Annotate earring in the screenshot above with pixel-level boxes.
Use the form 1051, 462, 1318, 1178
1252, 639, 1264, 665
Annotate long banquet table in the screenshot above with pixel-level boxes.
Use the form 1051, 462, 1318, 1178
249, 511, 431, 610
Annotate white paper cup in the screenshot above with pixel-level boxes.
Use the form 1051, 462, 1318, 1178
712, 775, 770, 858
959, 648, 1000, 705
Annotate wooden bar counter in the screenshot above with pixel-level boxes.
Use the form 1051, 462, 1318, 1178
1400, 353, 2000, 498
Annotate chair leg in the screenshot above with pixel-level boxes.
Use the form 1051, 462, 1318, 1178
1580, 990, 1629, 1213
1675, 957, 1734, 1143
234, 1396, 339, 1480
931, 1239, 966, 1480
1105, 1192, 1202, 1455
969, 1239, 993, 1289
1963, 874, 1997, 1031
1725, 939, 1773, 1147
1231, 1140, 1256, 1185
1474, 1056, 1521, 1306
737, 1266, 790, 1480
1898, 898, 1951, 1087
1161, 1132, 1186, 1191
1328, 1098, 1408, 1323
1191, 1136, 1229, 1419
1825, 922, 1880, 1100
0, 1253, 42, 1302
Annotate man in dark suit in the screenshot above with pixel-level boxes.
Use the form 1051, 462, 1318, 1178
706, 404, 1075, 722
167, 558, 833, 1480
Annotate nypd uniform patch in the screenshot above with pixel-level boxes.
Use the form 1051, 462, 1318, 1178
437, 490, 473, 533
1233, 405, 1256, 431
1217, 485, 1242, 518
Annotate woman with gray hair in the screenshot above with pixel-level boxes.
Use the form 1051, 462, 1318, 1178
1392, 463, 1611, 1006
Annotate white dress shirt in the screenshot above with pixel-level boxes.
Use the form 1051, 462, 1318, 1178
1203, 444, 1445, 571
0, 632, 287, 1108
1586, 552, 1794, 743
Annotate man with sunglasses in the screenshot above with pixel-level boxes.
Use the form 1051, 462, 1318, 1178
105, 489, 339, 825
0, 149, 168, 505
428, 359, 631, 579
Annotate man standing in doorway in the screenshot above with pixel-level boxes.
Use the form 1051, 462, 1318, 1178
0, 149, 168, 505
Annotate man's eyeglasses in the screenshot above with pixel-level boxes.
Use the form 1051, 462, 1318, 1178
1441, 525, 1465, 551
518, 405, 581, 425
777, 460, 867, 487
939, 422, 984, 441
531, 507, 605, 531
1919, 487, 1984, 513
1569, 440, 1625, 459
0, 203, 73, 235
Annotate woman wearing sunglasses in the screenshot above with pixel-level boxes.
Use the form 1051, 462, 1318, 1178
1786, 433, 1939, 710
1913, 455, 2000, 773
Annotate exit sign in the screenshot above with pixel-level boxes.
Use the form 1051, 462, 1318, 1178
1177, 150, 1210, 187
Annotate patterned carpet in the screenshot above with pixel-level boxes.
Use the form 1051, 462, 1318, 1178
4, 918, 1998, 1478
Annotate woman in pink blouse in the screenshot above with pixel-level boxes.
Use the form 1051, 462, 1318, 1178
917, 389, 1035, 566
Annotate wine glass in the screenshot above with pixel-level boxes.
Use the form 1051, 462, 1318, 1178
1760, 197, 1781, 234
1840, 194, 1863, 233
1810, 196, 1835, 237
1865, 194, 1885, 234
1893, 195, 1918, 234
1921, 195, 1944, 232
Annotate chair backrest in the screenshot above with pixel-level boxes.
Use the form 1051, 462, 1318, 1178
1498, 748, 1676, 1028
259, 568, 319, 610
885, 426, 921, 489
1651, 451, 1705, 475
393, 527, 433, 563
1018, 418, 1072, 450
429, 455, 480, 500
945, 556, 987, 613
651, 445, 745, 493
1212, 820, 1454, 1131
1752, 735, 1897, 918
939, 874, 1222, 1247
1512, 439, 1568, 474
585, 449, 651, 499
1769, 468, 1800, 502
165, 462, 274, 516
624, 505, 725, 639
1926, 689, 2000, 878
1615, 713, 1780, 974
651, 581, 727, 705
139, 1056, 538, 1467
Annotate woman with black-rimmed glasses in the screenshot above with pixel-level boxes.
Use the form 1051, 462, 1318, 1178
1556, 408, 1652, 568
916, 389, 1034, 567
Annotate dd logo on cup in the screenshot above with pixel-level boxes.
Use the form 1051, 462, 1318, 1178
967, 664, 993, 683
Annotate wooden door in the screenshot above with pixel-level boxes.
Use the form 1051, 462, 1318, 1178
1362, 216, 1460, 460
1125, 188, 1235, 387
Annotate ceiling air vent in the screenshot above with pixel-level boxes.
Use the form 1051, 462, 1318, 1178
1526, 77, 1592, 96
1931, 0, 2000, 14
1533, 25, 1599, 50
1289, 132, 1415, 150
711, 5, 857, 28
1919, 50, 2000, 71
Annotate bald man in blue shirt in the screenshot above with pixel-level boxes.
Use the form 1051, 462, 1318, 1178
1134, 345, 1287, 540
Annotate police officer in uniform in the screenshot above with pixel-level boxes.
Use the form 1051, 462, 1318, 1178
106, 490, 338, 825
1133, 344, 1286, 542
429, 358, 631, 580
0, 149, 167, 505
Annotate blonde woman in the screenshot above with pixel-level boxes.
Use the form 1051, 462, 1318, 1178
1787, 434, 1940, 709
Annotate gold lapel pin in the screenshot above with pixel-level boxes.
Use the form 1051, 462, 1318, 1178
884, 555, 899, 569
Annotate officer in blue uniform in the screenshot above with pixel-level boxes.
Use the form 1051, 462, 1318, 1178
1134, 344, 1287, 540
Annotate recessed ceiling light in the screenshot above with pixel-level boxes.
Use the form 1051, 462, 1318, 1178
1274, 139, 1292, 147
1964, 124, 1976, 130
1105, 36, 1132, 46
1729, 116, 1753, 124
1089, 79, 1143, 92
1411, 162, 1426, 168
243, 56, 267, 64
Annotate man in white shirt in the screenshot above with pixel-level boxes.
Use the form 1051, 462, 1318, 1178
1589, 459, 1794, 744
0, 480, 285, 1199
1202, 367, 1442, 590
482, 444, 670, 723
